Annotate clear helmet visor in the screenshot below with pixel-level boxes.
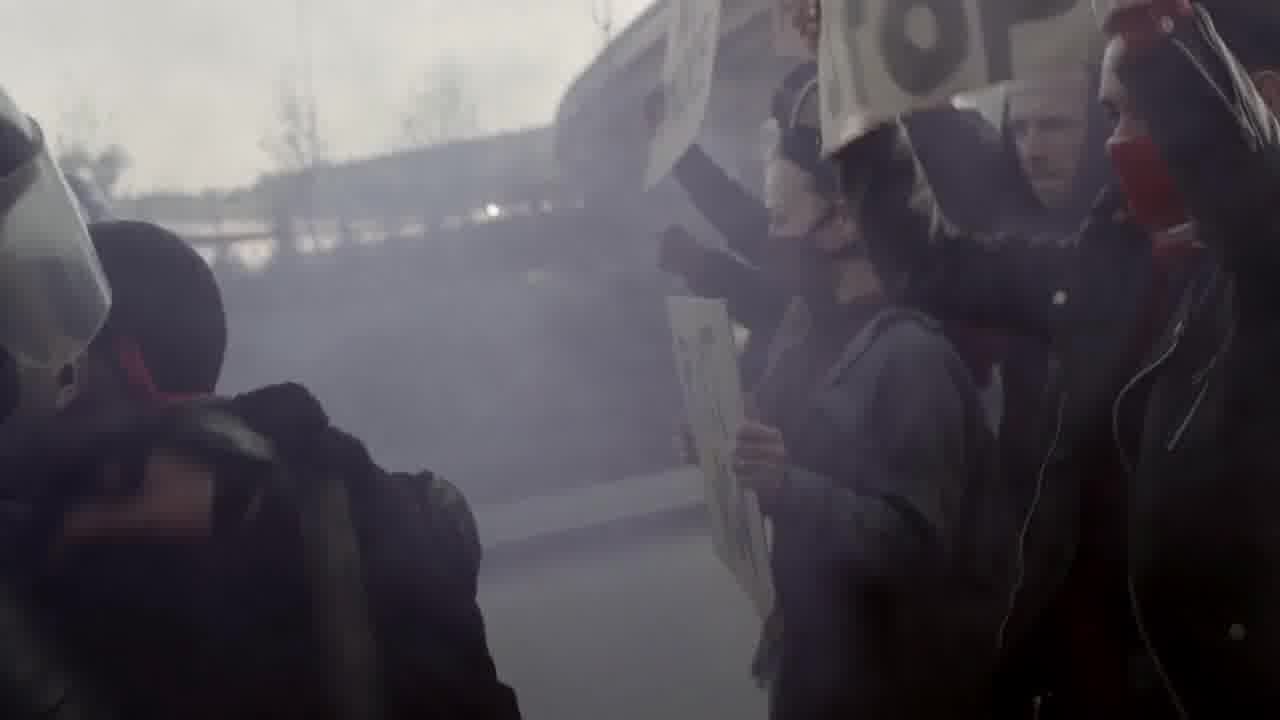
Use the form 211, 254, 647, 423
0, 116, 110, 371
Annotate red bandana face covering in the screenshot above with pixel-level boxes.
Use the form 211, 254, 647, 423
1099, 0, 1194, 232
1106, 133, 1189, 232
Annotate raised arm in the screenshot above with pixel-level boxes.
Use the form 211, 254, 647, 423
1119, 4, 1280, 275
837, 123, 1076, 342
671, 144, 772, 263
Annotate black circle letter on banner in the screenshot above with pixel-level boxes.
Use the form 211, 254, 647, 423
880, 0, 969, 96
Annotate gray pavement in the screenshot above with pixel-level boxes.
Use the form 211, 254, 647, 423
480, 529, 767, 720
476, 466, 704, 549
474, 467, 768, 720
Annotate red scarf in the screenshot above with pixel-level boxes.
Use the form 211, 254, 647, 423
115, 337, 211, 410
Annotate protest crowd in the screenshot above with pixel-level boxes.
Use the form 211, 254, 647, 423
3, 0, 1280, 717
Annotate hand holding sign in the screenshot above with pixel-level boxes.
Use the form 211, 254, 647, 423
668, 297, 774, 617
819, 0, 1099, 156
732, 420, 787, 499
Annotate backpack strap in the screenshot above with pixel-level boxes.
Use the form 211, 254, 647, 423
225, 386, 387, 720
290, 444, 385, 720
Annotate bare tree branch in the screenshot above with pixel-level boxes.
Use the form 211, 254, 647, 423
589, 0, 615, 47
261, 70, 327, 173
56, 99, 132, 199
261, 66, 327, 252
400, 60, 477, 149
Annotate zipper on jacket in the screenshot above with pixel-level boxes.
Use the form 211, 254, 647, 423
1167, 314, 1232, 451
1114, 323, 1191, 719
996, 390, 1064, 653
1112, 322, 1183, 476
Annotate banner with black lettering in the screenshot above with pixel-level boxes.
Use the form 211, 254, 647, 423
668, 296, 774, 618
818, 0, 1099, 155
646, 0, 723, 188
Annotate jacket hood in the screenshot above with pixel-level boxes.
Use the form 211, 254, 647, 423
999, 66, 1112, 232
903, 106, 1007, 232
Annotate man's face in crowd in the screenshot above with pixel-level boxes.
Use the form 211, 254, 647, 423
1007, 69, 1091, 210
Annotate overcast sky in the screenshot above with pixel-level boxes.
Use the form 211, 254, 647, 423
1, 0, 654, 193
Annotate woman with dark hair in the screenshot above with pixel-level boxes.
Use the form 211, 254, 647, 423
833, 2, 1280, 713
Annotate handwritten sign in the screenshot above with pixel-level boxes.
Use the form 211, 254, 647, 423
819, 0, 1099, 155
667, 296, 774, 617
646, 0, 723, 188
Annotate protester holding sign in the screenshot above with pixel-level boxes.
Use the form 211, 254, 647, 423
724, 65, 1008, 719
833, 1, 1280, 715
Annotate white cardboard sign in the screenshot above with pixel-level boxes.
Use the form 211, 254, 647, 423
647, 0, 723, 187
667, 296, 774, 617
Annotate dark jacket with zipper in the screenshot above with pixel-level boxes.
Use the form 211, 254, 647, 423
841, 6, 1280, 716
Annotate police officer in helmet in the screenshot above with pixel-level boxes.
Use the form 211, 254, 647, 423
0, 85, 117, 719
0, 87, 110, 434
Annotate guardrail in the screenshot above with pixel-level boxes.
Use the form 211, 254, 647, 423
478, 467, 710, 576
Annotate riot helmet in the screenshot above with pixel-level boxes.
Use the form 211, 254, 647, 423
63, 173, 113, 223
0, 86, 111, 427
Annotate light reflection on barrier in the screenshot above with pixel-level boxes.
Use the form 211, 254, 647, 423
182, 196, 577, 272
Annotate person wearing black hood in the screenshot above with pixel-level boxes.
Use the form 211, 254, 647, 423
982, 67, 1122, 718
12, 220, 521, 720
1000, 67, 1113, 234
832, 1, 1280, 715
725, 71, 1009, 719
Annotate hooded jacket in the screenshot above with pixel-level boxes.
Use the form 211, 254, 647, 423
840, 6, 1280, 715
753, 302, 1003, 720
995, 68, 1113, 236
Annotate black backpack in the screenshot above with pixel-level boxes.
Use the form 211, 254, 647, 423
11, 382, 519, 720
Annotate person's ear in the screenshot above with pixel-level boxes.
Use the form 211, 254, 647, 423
1251, 69, 1280, 116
